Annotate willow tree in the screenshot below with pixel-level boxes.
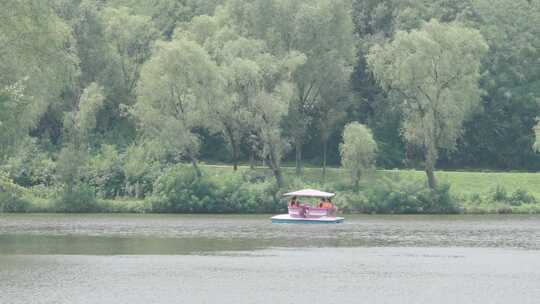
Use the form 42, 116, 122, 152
289, 0, 355, 177
58, 83, 106, 192
367, 19, 488, 189
179, 13, 305, 183
217, 57, 261, 171
134, 38, 220, 177
340, 122, 377, 190
179, 15, 265, 171
534, 121, 540, 153
225, 0, 356, 177
102, 7, 159, 105
0, 0, 77, 161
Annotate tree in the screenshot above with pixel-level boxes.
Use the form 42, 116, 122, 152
313, 46, 352, 183
58, 83, 106, 192
450, 0, 540, 170
339, 122, 377, 190
235, 51, 306, 187
0, 83, 30, 160
216, 58, 260, 171
134, 38, 220, 177
109, 0, 224, 38
225, 0, 356, 177
180, 15, 263, 171
102, 7, 159, 105
290, 0, 355, 177
316, 95, 348, 185
367, 19, 488, 189
180, 12, 306, 182
534, 120, 540, 153
63, 83, 106, 147
0, 0, 77, 161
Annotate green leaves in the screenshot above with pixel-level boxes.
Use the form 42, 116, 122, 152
63, 83, 105, 146
134, 37, 220, 164
0, 1, 77, 160
340, 122, 378, 188
102, 6, 159, 102
368, 19, 488, 187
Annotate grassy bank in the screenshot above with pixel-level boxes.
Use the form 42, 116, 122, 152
200, 165, 540, 214
3, 164, 540, 214
207, 165, 540, 198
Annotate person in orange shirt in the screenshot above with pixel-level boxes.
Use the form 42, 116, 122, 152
318, 198, 331, 209
326, 198, 337, 216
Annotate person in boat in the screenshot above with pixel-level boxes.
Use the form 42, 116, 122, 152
318, 198, 325, 208
320, 198, 333, 209
289, 196, 299, 208
327, 198, 337, 216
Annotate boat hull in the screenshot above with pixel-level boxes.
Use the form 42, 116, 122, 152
270, 214, 344, 224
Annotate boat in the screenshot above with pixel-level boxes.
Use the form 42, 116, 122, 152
270, 189, 344, 224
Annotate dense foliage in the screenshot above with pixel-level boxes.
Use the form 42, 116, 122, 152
149, 166, 281, 213
339, 122, 377, 189
1, 0, 540, 213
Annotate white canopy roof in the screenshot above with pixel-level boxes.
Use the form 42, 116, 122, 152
283, 189, 335, 198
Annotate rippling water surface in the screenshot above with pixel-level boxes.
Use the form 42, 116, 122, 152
1, 214, 539, 303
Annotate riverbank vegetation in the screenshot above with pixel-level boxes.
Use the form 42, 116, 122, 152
2, 162, 540, 214
2, 0, 540, 214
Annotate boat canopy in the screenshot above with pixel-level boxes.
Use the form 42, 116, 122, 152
283, 188, 335, 198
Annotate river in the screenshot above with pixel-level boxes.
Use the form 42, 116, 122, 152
0, 214, 539, 303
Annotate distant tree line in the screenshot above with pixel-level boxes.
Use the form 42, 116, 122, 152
1, 0, 540, 194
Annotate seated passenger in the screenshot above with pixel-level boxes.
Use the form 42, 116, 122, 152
329, 198, 337, 216
319, 198, 327, 208
322, 198, 333, 209
289, 196, 298, 208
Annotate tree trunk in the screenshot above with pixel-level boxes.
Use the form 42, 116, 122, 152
295, 139, 303, 177
424, 143, 437, 189
322, 139, 328, 185
267, 146, 284, 188
249, 150, 255, 170
272, 165, 284, 189
232, 142, 239, 171
190, 155, 202, 178
225, 127, 239, 171
425, 164, 436, 189
135, 180, 141, 199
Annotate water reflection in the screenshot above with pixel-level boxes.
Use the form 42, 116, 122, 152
0, 214, 539, 254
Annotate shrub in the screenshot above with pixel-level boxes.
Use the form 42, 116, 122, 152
242, 169, 270, 183
149, 166, 281, 213
339, 191, 372, 213
54, 184, 99, 213
509, 189, 536, 206
339, 122, 377, 189
491, 185, 508, 202
341, 178, 459, 214
149, 166, 219, 213
216, 176, 280, 213
0, 192, 30, 212
2, 140, 56, 187
0, 170, 31, 212
86, 145, 125, 199
123, 144, 162, 198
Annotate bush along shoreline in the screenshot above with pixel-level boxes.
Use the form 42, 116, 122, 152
2, 165, 540, 214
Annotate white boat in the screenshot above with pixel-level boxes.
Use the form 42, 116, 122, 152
271, 189, 344, 224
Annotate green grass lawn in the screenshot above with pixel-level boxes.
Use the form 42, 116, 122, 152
203, 164, 540, 198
